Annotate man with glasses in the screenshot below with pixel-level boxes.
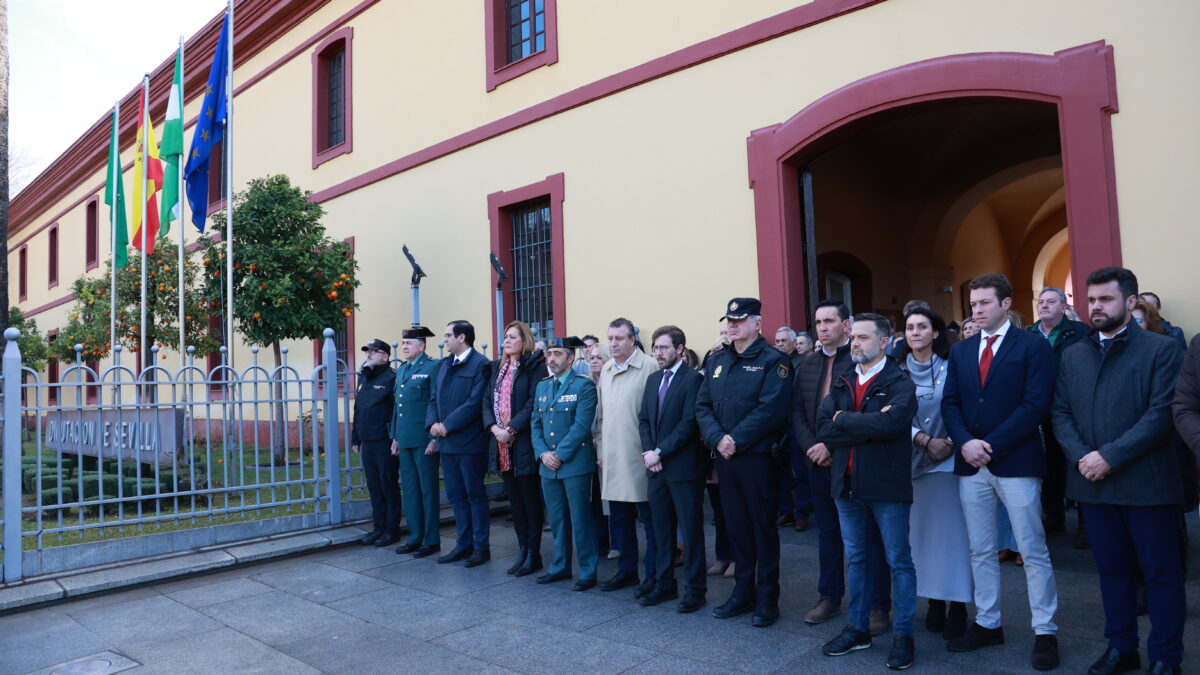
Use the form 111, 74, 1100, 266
352, 339, 400, 547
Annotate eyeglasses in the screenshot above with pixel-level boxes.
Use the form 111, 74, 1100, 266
651, 345, 678, 353
366, 349, 387, 355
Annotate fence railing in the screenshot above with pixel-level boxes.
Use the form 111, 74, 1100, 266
1, 328, 358, 583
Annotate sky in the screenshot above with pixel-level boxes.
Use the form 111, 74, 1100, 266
10, 0, 229, 196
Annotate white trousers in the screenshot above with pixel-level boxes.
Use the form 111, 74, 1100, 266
959, 467, 1058, 634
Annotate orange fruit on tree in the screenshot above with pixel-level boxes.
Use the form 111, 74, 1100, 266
253, 312, 261, 319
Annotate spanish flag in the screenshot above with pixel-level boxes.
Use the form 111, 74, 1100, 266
131, 80, 163, 254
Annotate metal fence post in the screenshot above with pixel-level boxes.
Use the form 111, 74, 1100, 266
3, 328, 24, 582
322, 328, 342, 525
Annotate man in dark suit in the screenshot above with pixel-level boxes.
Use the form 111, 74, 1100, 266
426, 320, 492, 567
942, 274, 1060, 670
1055, 268, 1186, 675
1029, 287, 1088, 538
638, 325, 707, 613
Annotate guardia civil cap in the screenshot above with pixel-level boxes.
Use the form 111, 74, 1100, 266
544, 336, 586, 349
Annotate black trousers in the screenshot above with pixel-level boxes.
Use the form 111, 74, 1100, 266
716, 452, 780, 607
501, 470, 544, 554
649, 474, 706, 597
360, 438, 401, 535
1041, 426, 1067, 525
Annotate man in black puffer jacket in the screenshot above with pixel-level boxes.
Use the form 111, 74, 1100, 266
352, 339, 399, 547
816, 313, 918, 671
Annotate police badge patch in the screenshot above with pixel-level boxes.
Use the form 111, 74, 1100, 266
777, 365, 789, 379
713, 365, 723, 378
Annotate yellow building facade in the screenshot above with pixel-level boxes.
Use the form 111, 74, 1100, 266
10, 0, 1199, 381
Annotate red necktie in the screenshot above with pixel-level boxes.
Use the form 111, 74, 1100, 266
979, 335, 1000, 385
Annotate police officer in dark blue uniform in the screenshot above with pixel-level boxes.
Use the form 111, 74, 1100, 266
352, 338, 400, 547
696, 298, 793, 627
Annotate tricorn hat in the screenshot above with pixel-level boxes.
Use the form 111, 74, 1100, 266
544, 336, 586, 350
401, 326, 435, 340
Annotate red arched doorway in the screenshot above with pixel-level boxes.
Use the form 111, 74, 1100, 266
746, 41, 1120, 330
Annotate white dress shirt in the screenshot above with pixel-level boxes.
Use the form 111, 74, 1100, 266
977, 320, 1012, 362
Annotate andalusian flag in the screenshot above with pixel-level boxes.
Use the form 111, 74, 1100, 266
131, 82, 164, 254
103, 107, 130, 269
159, 46, 184, 232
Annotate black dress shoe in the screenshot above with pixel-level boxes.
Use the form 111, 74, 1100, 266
536, 571, 572, 585
374, 533, 400, 547
712, 596, 754, 620
394, 542, 421, 555
507, 549, 529, 575
947, 623, 1005, 652
599, 572, 639, 592
572, 578, 597, 592
1031, 634, 1059, 671
411, 544, 440, 558
752, 605, 780, 628
676, 594, 706, 614
634, 578, 656, 600
464, 550, 491, 568
436, 546, 473, 564
943, 602, 967, 640
637, 587, 679, 607
1087, 647, 1140, 675
359, 532, 381, 546
1147, 662, 1182, 675
516, 551, 543, 577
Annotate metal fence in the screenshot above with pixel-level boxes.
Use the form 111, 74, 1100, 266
0, 328, 359, 583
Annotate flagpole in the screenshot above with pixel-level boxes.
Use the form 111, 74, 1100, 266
110, 101, 120, 355
177, 36, 187, 367
224, 1, 235, 366
139, 75, 150, 369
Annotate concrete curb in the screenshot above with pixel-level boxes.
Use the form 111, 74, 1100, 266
0, 502, 511, 614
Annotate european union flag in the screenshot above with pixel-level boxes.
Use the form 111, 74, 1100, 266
184, 13, 231, 233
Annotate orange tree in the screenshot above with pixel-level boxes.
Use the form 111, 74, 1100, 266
52, 240, 218, 365
196, 175, 359, 459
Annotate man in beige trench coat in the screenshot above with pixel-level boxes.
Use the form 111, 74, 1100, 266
598, 317, 661, 599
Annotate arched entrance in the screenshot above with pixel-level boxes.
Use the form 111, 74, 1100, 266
747, 42, 1120, 330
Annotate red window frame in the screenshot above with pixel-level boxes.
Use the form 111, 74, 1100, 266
312, 27, 354, 169
47, 224, 60, 289
18, 246, 28, 301
85, 197, 100, 271
487, 173, 566, 358
485, 0, 559, 92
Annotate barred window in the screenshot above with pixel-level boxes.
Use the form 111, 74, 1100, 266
509, 198, 553, 339
506, 0, 546, 64
326, 48, 346, 148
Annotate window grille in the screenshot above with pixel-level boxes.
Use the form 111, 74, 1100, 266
507, 0, 546, 64
509, 198, 553, 339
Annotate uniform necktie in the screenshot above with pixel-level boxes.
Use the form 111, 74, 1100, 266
656, 369, 674, 425
979, 335, 1000, 385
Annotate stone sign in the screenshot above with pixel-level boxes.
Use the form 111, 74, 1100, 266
43, 408, 185, 466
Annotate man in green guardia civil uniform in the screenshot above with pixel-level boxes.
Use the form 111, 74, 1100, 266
532, 336, 600, 591
389, 326, 443, 558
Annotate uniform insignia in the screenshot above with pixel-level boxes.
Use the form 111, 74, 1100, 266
777, 365, 789, 379
730, 301, 739, 311
713, 365, 723, 378
412, 373, 428, 379
558, 394, 578, 402
373, 385, 387, 390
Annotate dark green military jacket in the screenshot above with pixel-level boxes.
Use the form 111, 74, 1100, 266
389, 352, 442, 448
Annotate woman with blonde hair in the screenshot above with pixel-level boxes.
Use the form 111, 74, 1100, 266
483, 320, 546, 576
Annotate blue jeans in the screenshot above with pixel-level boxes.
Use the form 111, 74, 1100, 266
837, 498, 916, 637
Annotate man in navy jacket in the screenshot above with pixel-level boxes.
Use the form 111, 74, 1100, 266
426, 320, 493, 567
941, 274, 1060, 671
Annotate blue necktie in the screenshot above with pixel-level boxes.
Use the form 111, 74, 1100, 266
656, 369, 673, 425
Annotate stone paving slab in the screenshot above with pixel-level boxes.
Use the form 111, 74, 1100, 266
225, 532, 330, 564
4, 512, 1200, 674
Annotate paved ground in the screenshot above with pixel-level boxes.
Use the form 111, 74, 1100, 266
4, 508, 1200, 674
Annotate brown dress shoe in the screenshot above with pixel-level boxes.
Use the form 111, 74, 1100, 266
869, 608, 891, 636
803, 598, 842, 625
